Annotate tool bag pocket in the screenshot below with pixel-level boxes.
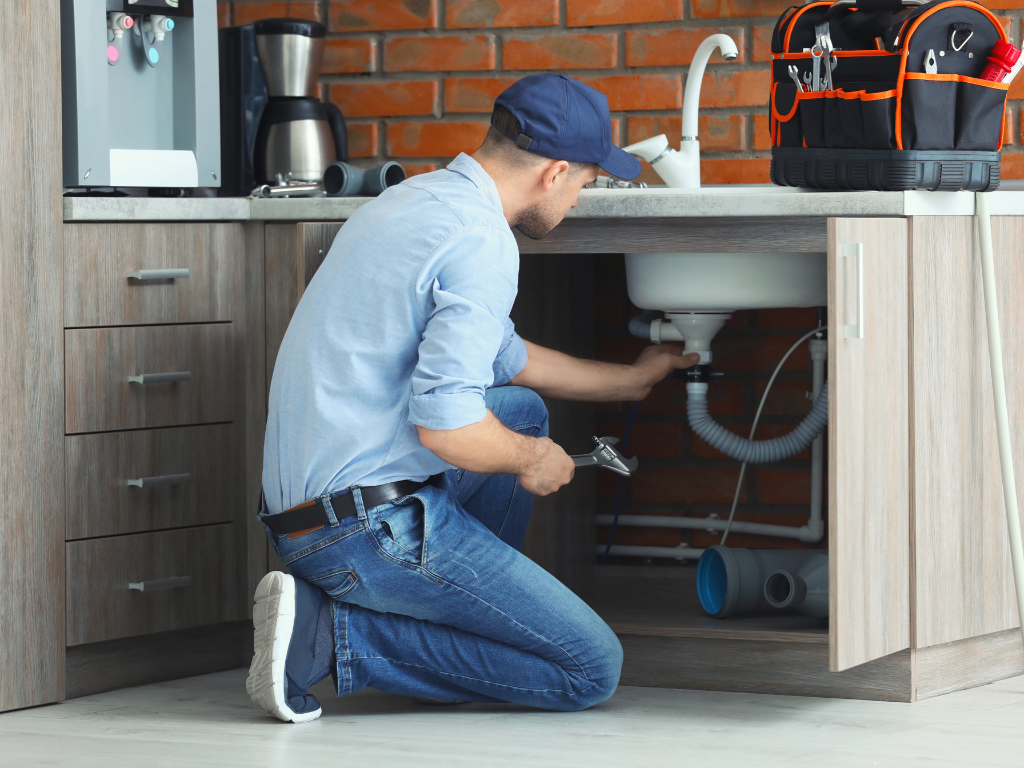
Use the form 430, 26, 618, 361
796, 87, 898, 150
771, 82, 803, 148
899, 74, 1008, 151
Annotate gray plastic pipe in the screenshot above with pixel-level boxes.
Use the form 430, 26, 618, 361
763, 552, 828, 619
323, 161, 406, 197
687, 380, 829, 464
697, 545, 827, 618
977, 192, 1024, 650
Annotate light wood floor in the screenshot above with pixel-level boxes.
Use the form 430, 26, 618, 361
1, 667, 1023, 767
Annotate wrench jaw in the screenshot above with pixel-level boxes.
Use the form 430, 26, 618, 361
571, 436, 640, 478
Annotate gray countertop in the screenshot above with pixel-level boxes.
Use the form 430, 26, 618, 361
63, 183, 1024, 222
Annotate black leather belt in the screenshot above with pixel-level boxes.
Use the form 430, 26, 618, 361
263, 479, 428, 536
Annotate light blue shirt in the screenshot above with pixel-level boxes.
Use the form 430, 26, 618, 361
263, 154, 529, 515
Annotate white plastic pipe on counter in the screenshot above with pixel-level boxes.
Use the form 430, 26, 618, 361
595, 545, 705, 561
977, 191, 1024, 651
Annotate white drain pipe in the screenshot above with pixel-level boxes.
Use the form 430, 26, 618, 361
596, 514, 810, 540
977, 191, 1024, 651
595, 545, 705, 561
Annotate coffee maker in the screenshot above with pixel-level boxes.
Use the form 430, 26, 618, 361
252, 18, 346, 186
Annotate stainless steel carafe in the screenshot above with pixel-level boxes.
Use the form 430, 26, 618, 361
252, 18, 346, 185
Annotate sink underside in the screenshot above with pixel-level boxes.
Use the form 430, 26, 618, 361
625, 252, 828, 313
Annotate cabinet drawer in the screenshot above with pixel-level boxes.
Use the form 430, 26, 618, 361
65, 324, 234, 433
66, 425, 236, 540
66, 525, 239, 646
65, 224, 239, 327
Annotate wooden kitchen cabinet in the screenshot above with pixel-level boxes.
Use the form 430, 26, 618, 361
469, 214, 1019, 702
58, 221, 261, 702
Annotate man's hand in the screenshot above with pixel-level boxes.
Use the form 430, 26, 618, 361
518, 437, 576, 496
626, 345, 701, 401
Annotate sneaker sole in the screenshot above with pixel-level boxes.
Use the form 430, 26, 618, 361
246, 572, 322, 724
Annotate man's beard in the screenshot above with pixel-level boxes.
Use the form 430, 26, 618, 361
513, 195, 564, 240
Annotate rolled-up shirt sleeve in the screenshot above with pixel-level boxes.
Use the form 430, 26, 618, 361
492, 317, 528, 387
408, 225, 520, 431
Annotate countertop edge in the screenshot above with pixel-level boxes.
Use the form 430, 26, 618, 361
62, 190, 1024, 223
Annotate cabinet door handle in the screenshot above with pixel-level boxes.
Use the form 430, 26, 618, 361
128, 576, 192, 592
126, 473, 190, 488
128, 371, 191, 384
843, 243, 865, 340
127, 269, 190, 280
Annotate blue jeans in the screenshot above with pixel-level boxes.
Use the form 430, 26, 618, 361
260, 386, 622, 711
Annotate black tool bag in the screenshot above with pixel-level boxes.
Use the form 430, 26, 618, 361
768, 0, 1010, 191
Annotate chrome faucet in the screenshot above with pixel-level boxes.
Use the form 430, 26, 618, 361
623, 34, 739, 188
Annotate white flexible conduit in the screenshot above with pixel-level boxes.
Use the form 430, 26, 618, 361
687, 380, 829, 464
977, 191, 1024, 649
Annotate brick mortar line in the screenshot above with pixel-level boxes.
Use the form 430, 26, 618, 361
320, 19, 780, 38
321, 63, 775, 81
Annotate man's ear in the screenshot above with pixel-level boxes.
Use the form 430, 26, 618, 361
540, 159, 570, 192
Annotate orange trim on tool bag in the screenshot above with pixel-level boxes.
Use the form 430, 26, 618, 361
770, 82, 780, 144
780, 50, 895, 59
772, 85, 803, 123
836, 89, 895, 100
894, 1, 1009, 149
903, 72, 1010, 89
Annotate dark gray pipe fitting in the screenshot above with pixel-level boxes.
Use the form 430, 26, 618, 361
764, 553, 829, 619
323, 161, 406, 197
696, 545, 828, 618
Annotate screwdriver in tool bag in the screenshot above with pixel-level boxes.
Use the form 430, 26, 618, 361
980, 40, 1022, 82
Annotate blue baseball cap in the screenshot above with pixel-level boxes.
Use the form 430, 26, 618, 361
494, 74, 642, 181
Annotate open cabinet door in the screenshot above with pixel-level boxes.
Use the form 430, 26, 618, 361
828, 218, 911, 672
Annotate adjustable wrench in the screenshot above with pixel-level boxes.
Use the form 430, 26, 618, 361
571, 436, 639, 478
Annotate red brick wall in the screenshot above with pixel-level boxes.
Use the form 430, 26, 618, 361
220, 1, 1024, 559
218, 0, 1024, 182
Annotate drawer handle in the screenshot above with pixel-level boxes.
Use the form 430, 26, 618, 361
127, 473, 191, 488
127, 269, 190, 280
128, 576, 192, 592
128, 371, 191, 384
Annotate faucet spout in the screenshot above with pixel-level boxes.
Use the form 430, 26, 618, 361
621, 33, 738, 189
682, 34, 739, 140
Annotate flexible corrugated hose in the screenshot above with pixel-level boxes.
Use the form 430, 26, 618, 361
687, 380, 829, 464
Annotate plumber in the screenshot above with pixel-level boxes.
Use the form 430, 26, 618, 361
249, 73, 700, 723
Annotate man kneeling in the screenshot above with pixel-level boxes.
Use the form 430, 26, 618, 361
248, 73, 698, 722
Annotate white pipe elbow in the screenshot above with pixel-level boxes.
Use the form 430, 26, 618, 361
799, 518, 825, 543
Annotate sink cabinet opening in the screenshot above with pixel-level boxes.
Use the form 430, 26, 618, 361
582, 254, 836, 695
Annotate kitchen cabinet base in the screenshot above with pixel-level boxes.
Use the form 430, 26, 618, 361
65, 621, 252, 699
593, 566, 1022, 702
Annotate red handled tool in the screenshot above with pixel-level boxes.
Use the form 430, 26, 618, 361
981, 40, 1022, 82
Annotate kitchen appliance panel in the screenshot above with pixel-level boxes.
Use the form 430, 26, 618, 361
65, 323, 234, 433
66, 424, 235, 539
66, 524, 238, 646
61, 0, 221, 188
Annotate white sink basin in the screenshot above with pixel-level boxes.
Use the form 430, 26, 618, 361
626, 252, 827, 313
